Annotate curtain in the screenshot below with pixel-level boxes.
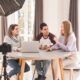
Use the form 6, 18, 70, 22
69, 0, 78, 49
1, 16, 8, 42
34, 0, 43, 40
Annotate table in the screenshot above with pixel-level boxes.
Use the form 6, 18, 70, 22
7, 50, 76, 80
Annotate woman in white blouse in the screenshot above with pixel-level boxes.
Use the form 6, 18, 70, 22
52, 21, 77, 51
47, 20, 79, 80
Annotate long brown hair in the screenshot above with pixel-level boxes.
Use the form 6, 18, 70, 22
8, 24, 18, 38
62, 20, 73, 45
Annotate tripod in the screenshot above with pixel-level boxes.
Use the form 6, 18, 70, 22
0, 52, 10, 80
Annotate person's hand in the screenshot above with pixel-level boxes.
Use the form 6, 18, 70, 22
39, 45, 42, 49
46, 47, 51, 51
16, 48, 21, 52
16, 49, 20, 52
39, 45, 46, 50
68, 54, 75, 60
39, 45, 49, 50
46, 46, 53, 52
43, 45, 47, 50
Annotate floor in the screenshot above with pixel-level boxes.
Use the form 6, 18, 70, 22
0, 59, 80, 80
23, 61, 80, 80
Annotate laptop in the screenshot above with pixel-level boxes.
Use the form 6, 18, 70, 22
20, 41, 39, 53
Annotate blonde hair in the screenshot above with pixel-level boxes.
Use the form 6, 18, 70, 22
62, 20, 73, 45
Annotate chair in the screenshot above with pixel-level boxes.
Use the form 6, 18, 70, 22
64, 64, 80, 80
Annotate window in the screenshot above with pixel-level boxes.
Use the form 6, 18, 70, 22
7, 0, 35, 41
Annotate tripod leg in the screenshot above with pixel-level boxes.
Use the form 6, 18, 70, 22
3, 65, 10, 80
4, 66, 7, 80
0, 60, 4, 80
3, 54, 10, 80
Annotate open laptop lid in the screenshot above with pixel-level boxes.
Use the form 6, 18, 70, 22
20, 41, 39, 53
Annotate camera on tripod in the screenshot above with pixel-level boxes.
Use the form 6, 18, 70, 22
0, 43, 11, 54
0, 43, 12, 80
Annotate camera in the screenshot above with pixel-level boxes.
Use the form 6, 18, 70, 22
0, 43, 12, 54
0, 43, 12, 80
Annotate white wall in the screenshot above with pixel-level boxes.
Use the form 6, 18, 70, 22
43, 0, 70, 37
43, 0, 58, 36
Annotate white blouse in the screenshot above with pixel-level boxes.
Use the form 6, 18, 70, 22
52, 33, 77, 51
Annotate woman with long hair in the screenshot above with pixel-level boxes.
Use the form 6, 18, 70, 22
4, 24, 30, 80
47, 20, 79, 80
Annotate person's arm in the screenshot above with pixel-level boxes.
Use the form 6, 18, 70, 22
51, 35, 64, 50
36, 33, 46, 50
49, 33, 56, 44
46, 40, 61, 51
56, 34, 76, 51
46, 33, 57, 51
4, 36, 12, 45
51, 44, 60, 50
4, 36, 22, 52
4, 36, 16, 51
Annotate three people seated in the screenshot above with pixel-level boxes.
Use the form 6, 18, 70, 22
3, 21, 79, 80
